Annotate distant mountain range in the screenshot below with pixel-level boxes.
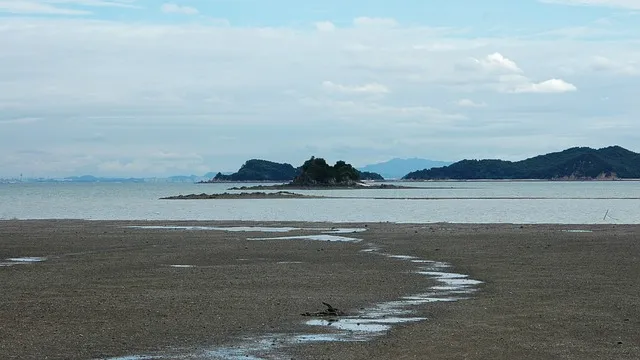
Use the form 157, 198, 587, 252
2, 173, 226, 184
404, 146, 640, 180
358, 158, 453, 179
9, 147, 634, 183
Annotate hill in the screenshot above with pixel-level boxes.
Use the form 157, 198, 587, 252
210, 159, 299, 182
359, 158, 452, 179
358, 171, 384, 181
292, 157, 361, 186
403, 146, 640, 180
204, 159, 384, 182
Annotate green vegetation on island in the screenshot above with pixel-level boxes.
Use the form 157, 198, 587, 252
223, 157, 414, 190
403, 146, 640, 180
202, 158, 384, 183
358, 171, 385, 181
292, 157, 361, 186
208, 159, 299, 182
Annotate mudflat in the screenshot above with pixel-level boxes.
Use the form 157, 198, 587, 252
0, 220, 638, 360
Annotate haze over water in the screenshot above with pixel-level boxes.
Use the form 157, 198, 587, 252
1, 182, 638, 224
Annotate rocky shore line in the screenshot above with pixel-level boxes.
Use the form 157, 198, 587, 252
160, 191, 321, 200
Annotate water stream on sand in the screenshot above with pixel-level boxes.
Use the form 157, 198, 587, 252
102, 226, 482, 360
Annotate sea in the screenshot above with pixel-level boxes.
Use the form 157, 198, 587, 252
0, 181, 638, 224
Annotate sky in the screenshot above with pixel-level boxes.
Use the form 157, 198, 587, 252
1, 0, 639, 177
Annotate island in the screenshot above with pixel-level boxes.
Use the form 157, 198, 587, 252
403, 146, 640, 180
204, 159, 299, 182
200, 158, 384, 183
162, 158, 411, 200
160, 158, 408, 198
227, 157, 411, 190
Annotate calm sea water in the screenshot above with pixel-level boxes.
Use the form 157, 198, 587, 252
0, 181, 638, 224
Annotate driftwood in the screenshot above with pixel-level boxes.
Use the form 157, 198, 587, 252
301, 302, 346, 317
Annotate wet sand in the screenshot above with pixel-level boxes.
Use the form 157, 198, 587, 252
0, 221, 638, 359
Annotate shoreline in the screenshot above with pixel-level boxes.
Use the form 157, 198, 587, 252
159, 191, 323, 200
226, 184, 418, 190
1, 220, 638, 359
160, 193, 640, 200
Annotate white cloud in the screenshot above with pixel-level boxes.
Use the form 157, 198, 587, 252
161, 3, 198, 15
456, 99, 487, 108
0, 117, 41, 125
588, 56, 639, 75
322, 81, 390, 95
0, 17, 637, 176
0, 0, 138, 15
51, 0, 138, 8
512, 78, 578, 93
472, 52, 522, 73
353, 17, 398, 27
0, 1, 90, 15
459, 53, 577, 94
315, 21, 335, 32
295, 96, 467, 135
540, 0, 640, 10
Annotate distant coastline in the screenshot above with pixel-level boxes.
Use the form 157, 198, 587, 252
6, 146, 640, 184
403, 146, 640, 181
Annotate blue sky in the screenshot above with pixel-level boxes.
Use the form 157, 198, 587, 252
2, 0, 635, 28
1, 0, 639, 177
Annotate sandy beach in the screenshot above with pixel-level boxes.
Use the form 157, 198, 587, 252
1, 220, 638, 359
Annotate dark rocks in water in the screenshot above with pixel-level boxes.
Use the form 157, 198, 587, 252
160, 191, 316, 200
228, 183, 414, 191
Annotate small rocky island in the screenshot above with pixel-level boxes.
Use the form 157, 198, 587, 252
200, 158, 384, 183
206, 159, 299, 182
163, 157, 413, 199
228, 157, 412, 190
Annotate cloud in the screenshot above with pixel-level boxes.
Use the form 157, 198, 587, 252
458, 53, 577, 94
161, 3, 198, 15
0, 16, 637, 176
456, 99, 487, 108
512, 78, 578, 93
0, 1, 90, 15
0, 117, 41, 125
299, 96, 464, 122
322, 81, 390, 95
315, 21, 335, 32
0, 0, 138, 15
588, 56, 640, 75
472, 52, 522, 73
539, 0, 640, 10
353, 17, 398, 27
52, 0, 138, 8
